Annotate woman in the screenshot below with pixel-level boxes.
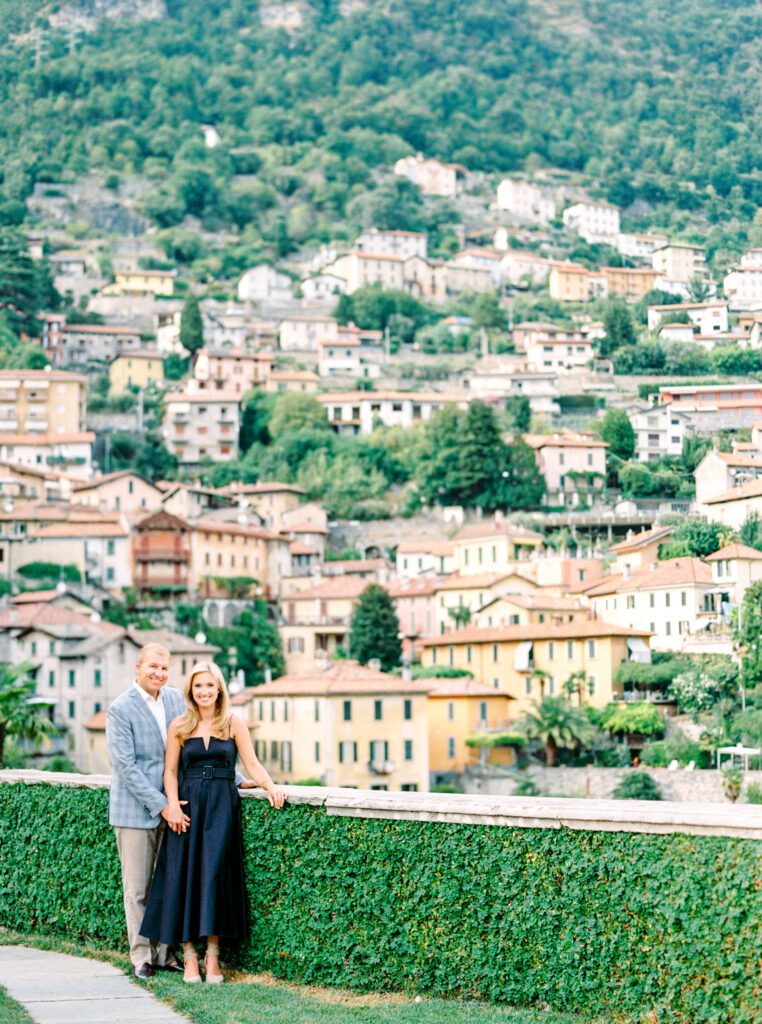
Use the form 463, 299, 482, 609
140, 661, 285, 983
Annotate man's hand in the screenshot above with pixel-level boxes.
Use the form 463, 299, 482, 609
161, 801, 190, 833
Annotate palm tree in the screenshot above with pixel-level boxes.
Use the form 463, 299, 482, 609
0, 662, 58, 766
563, 670, 588, 706
521, 695, 597, 768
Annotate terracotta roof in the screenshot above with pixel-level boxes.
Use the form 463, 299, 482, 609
193, 518, 282, 541
164, 391, 240, 404
586, 558, 711, 596
424, 622, 650, 646
523, 432, 607, 450
452, 521, 543, 543
284, 521, 330, 535
73, 470, 159, 492
706, 543, 762, 562
11, 589, 77, 605
0, 432, 94, 445
708, 452, 762, 469
286, 576, 370, 600
0, 603, 123, 635
608, 525, 674, 553
63, 324, 142, 335
0, 369, 86, 382
290, 541, 317, 556
321, 559, 387, 574
30, 522, 128, 539
387, 576, 443, 598
434, 572, 522, 592
396, 540, 454, 556
649, 301, 725, 311
111, 348, 162, 360
84, 709, 107, 730
226, 481, 305, 496
480, 593, 584, 612
426, 679, 513, 698
704, 479, 762, 505
318, 390, 466, 404
250, 660, 432, 696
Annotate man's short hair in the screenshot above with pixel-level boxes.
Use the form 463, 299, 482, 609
136, 642, 170, 665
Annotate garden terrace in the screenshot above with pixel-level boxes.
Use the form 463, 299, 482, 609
0, 771, 760, 1024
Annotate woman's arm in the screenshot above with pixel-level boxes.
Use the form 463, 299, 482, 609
231, 717, 286, 809
163, 722, 190, 832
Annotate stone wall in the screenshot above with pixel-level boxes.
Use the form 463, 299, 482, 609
462, 765, 762, 804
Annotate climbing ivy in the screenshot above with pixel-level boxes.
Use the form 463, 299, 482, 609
0, 782, 760, 1023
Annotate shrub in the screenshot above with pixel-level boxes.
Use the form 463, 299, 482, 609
512, 775, 539, 796
746, 782, 762, 804
465, 732, 527, 749
601, 703, 666, 738
640, 734, 708, 768
723, 769, 743, 803
613, 772, 662, 800
613, 659, 690, 688
17, 562, 81, 582
409, 666, 474, 680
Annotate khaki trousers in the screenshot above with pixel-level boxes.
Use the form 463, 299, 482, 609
115, 825, 173, 968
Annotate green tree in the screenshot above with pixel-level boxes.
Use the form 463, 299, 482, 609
505, 395, 531, 432
268, 392, 329, 439
458, 400, 509, 510
613, 772, 662, 800
239, 390, 276, 453
208, 603, 285, 686
0, 229, 40, 335
659, 519, 727, 559
521, 696, 597, 767
600, 408, 635, 461
740, 512, 762, 552
179, 294, 204, 356
416, 405, 468, 507
600, 301, 637, 356
681, 434, 711, 475
735, 580, 762, 690
348, 584, 402, 672
501, 437, 545, 511
601, 702, 666, 738
0, 662, 58, 765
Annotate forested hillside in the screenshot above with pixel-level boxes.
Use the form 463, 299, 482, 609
1, 0, 759, 261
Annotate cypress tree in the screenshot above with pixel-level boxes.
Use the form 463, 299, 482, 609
349, 584, 402, 672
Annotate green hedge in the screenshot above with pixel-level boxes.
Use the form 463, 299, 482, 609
1, 781, 761, 1023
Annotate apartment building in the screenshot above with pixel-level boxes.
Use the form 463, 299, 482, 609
280, 576, 369, 673
647, 301, 729, 335
278, 315, 338, 352
225, 481, 305, 530
705, 543, 762, 626
724, 262, 762, 307
658, 383, 762, 414
422, 622, 650, 716
616, 233, 668, 259
498, 250, 554, 285
394, 153, 464, 198
525, 335, 594, 372
192, 349, 273, 397
244, 659, 430, 791
601, 266, 656, 300
523, 432, 607, 506
110, 269, 176, 296
132, 510, 192, 597
387, 575, 441, 646
584, 558, 712, 652
30, 519, 132, 589
72, 470, 163, 515
606, 525, 675, 577
56, 324, 144, 369
355, 229, 427, 260
703, 479, 762, 530
264, 370, 320, 393
109, 350, 163, 394
472, 594, 589, 629
427, 678, 514, 775
395, 540, 455, 578
651, 243, 707, 284
548, 262, 591, 302
163, 391, 240, 464
562, 202, 620, 243
236, 264, 294, 303
695, 450, 762, 508
190, 518, 289, 600
627, 402, 690, 463
319, 390, 467, 435
451, 520, 543, 575
0, 369, 86, 434
0, 433, 94, 479
324, 251, 406, 293
496, 178, 556, 223
433, 572, 537, 635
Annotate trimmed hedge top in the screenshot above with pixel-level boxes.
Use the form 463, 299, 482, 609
0, 781, 760, 1023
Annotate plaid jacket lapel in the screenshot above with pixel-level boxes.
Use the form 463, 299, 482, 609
128, 686, 165, 746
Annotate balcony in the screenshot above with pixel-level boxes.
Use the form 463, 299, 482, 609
134, 547, 190, 562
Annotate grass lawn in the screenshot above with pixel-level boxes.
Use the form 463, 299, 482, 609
0, 930, 611, 1024
0, 986, 35, 1024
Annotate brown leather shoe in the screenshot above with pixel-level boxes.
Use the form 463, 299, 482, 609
133, 962, 154, 980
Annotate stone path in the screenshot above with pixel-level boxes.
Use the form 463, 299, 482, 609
0, 946, 187, 1024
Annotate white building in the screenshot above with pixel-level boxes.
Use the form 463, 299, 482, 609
300, 273, 347, 302
355, 229, 427, 261
163, 391, 240, 465
0, 432, 94, 480
467, 365, 560, 418
279, 315, 338, 352
647, 301, 729, 335
323, 251, 405, 293
394, 154, 464, 198
395, 541, 455, 578
627, 402, 690, 463
496, 179, 556, 224
562, 201, 620, 244
525, 335, 594, 373
724, 264, 762, 307
651, 243, 707, 283
694, 450, 762, 510
317, 338, 380, 380
498, 250, 554, 285
237, 265, 294, 303
319, 391, 468, 436
616, 233, 669, 259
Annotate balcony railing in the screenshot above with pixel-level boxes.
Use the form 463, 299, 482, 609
134, 547, 190, 561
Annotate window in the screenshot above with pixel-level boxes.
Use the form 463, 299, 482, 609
404, 739, 413, 761
314, 700, 320, 722
343, 700, 352, 722
284, 701, 289, 722
374, 699, 382, 721
681, 591, 687, 607
447, 701, 454, 721
107, 540, 115, 556
626, 595, 635, 609
404, 699, 412, 720
525, 676, 532, 695
49, 640, 55, 655
258, 701, 264, 720
94, 669, 102, 688
566, 640, 573, 659
314, 742, 321, 762
106, 567, 115, 582
281, 742, 292, 773
587, 676, 596, 695
492, 644, 499, 663
666, 622, 672, 635
369, 739, 389, 762
287, 637, 304, 654
649, 593, 655, 608
48, 670, 55, 688
587, 639, 596, 658
270, 701, 276, 722
665, 593, 671, 608
31, 641, 37, 656
401, 784, 418, 792
68, 701, 75, 718
270, 740, 279, 760
548, 641, 555, 660
68, 670, 76, 688
94, 702, 102, 714
479, 700, 487, 723
466, 645, 472, 664
559, 453, 565, 466
447, 737, 456, 758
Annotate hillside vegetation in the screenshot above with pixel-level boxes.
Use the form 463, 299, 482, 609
1, 0, 760, 268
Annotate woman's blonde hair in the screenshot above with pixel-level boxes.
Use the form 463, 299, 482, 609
173, 661, 232, 746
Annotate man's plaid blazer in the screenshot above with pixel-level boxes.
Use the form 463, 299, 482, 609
106, 685, 185, 829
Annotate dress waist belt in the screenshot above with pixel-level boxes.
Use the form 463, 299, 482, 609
182, 766, 235, 780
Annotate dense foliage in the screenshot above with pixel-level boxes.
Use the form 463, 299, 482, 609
1, 782, 761, 1023
348, 583, 402, 671
1, 0, 760, 269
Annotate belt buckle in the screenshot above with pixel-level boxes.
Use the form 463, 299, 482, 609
201, 765, 214, 780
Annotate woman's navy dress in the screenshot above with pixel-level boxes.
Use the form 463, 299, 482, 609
141, 736, 247, 944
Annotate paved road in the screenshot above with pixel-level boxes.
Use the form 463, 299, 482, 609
0, 946, 188, 1024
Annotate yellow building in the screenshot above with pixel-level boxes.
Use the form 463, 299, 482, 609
109, 350, 164, 395
0, 368, 86, 434
472, 593, 589, 628
280, 576, 369, 672
111, 269, 176, 296
422, 622, 651, 717
433, 571, 538, 635
426, 677, 514, 774
451, 519, 544, 574
601, 266, 657, 300
548, 262, 590, 302
242, 660, 431, 791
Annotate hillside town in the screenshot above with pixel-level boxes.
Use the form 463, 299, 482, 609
4, 164, 762, 799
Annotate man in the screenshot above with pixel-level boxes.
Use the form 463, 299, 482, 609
106, 643, 186, 979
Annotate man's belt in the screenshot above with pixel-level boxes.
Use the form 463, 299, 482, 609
182, 766, 235, 780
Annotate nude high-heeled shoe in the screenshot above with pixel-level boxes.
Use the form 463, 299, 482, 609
182, 943, 201, 984
204, 940, 224, 984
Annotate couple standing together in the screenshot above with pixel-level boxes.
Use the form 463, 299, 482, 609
106, 642, 285, 984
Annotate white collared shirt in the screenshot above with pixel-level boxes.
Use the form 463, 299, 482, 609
133, 679, 168, 743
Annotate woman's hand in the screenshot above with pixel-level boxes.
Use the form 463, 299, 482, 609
267, 786, 286, 810
161, 800, 190, 833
